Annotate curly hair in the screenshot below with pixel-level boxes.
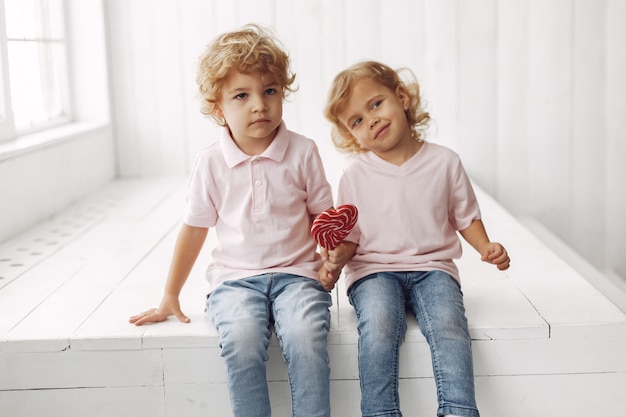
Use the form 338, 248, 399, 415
196, 23, 297, 125
324, 61, 430, 154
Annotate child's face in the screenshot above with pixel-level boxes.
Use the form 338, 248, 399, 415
337, 78, 414, 161
215, 70, 283, 154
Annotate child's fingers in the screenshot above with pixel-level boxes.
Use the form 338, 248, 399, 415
491, 253, 510, 269
129, 308, 173, 326
319, 267, 339, 292
481, 245, 510, 270
129, 308, 157, 324
175, 311, 191, 323
324, 260, 341, 274
130, 312, 161, 326
483, 246, 502, 260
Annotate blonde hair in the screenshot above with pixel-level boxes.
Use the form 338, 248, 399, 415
196, 23, 297, 124
324, 61, 430, 154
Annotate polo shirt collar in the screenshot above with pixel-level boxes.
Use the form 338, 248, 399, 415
221, 121, 289, 168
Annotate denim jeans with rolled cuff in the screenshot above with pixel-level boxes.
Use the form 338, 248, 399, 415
207, 273, 332, 417
348, 270, 480, 417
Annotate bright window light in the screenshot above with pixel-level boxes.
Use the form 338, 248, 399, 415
2, 0, 70, 135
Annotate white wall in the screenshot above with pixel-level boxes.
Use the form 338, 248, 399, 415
0, 0, 115, 242
105, 0, 625, 282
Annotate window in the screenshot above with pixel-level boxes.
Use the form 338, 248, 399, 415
0, 0, 70, 143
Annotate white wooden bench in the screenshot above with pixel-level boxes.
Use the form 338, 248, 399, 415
1, 176, 625, 417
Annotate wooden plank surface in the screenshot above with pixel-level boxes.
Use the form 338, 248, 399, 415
3, 177, 625, 355
0, 177, 186, 352
2, 176, 626, 417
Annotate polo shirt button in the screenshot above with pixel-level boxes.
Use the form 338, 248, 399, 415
255, 179, 262, 186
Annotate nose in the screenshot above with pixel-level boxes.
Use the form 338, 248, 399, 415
252, 95, 268, 112
368, 117, 379, 129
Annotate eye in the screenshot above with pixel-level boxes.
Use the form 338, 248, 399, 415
352, 117, 363, 128
371, 100, 382, 110
264, 88, 278, 95
234, 92, 248, 100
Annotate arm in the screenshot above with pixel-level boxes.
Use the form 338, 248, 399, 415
318, 241, 357, 291
459, 219, 510, 271
129, 223, 208, 325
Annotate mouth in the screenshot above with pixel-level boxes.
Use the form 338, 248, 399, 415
374, 123, 390, 139
250, 118, 271, 126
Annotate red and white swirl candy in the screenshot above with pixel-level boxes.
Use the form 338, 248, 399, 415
311, 204, 358, 250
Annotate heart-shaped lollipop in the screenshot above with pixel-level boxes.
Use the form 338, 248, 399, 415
311, 204, 358, 250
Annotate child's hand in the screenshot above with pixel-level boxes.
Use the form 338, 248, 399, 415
317, 244, 350, 291
480, 242, 511, 271
318, 265, 340, 292
129, 295, 190, 326
321, 244, 350, 274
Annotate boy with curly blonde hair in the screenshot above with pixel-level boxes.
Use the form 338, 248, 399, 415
131, 24, 334, 417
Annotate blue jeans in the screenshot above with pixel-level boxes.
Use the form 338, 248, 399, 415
207, 273, 332, 417
348, 270, 479, 417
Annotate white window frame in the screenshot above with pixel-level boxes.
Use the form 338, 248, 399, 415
0, 1, 16, 141
0, 0, 71, 144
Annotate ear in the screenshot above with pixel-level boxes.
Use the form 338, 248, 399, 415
395, 85, 410, 111
212, 103, 224, 119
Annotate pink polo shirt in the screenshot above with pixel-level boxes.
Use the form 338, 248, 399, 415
337, 142, 481, 290
184, 122, 333, 293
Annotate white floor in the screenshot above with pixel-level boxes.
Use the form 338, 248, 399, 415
1, 176, 625, 417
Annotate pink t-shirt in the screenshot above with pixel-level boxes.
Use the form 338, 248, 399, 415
184, 122, 333, 293
337, 142, 481, 290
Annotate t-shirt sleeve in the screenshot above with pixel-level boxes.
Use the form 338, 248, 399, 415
183, 153, 217, 228
448, 158, 481, 232
304, 142, 334, 214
